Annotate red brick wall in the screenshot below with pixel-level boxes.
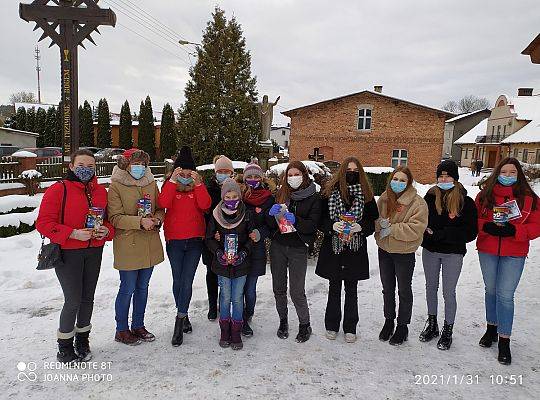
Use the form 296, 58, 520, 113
287, 92, 447, 183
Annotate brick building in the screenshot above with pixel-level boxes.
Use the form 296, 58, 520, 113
282, 87, 455, 183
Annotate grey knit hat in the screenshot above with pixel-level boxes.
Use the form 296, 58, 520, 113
221, 178, 242, 200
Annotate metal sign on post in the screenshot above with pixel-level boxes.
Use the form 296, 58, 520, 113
20, 0, 116, 163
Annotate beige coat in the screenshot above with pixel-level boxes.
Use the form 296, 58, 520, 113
107, 166, 165, 270
375, 186, 428, 254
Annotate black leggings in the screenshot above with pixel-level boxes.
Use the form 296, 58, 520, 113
55, 247, 103, 335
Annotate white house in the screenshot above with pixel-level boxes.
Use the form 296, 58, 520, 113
270, 125, 290, 149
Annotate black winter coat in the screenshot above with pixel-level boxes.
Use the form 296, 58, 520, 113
205, 209, 254, 279
244, 192, 274, 277
202, 179, 223, 266
316, 198, 379, 281
421, 186, 478, 255
267, 192, 322, 248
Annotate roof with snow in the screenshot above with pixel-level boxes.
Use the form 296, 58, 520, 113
502, 119, 540, 144
281, 90, 456, 118
502, 94, 540, 121
445, 109, 490, 123
0, 127, 39, 137
454, 118, 488, 145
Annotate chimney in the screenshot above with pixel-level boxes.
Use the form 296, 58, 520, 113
373, 85, 383, 93
518, 87, 533, 96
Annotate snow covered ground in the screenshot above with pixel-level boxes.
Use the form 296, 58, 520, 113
0, 173, 538, 400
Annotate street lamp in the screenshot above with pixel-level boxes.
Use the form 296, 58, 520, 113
178, 40, 201, 47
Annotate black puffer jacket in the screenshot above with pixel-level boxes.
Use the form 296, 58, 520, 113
421, 185, 478, 255
202, 178, 223, 266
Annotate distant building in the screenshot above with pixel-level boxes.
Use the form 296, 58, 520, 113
522, 34, 540, 64
270, 125, 290, 149
93, 120, 162, 152
443, 109, 491, 162
0, 126, 39, 149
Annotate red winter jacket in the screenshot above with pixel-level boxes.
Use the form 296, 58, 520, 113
158, 180, 212, 241
36, 176, 115, 249
475, 184, 540, 257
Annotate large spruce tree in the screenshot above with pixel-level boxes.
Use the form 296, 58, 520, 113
96, 98, 112, 148
79, 100, 95, 147
35, 107, 47, 147
177, 7, 260, 164
43, 107, 56, 146
159, 103, 176, 160
138, 96, 155, 159
119, 100, 133, 149
26, 107, 36, 133
14, 106, 27, 131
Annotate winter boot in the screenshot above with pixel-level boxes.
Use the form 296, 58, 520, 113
115, 330, 142, 346
207, 302, 218, 321
498, 337, 511, 365
230, 320, 243, 350
277, 318, 289, 339
183, 315, 193, 334
437, 322, 453, 350
171, 316, 185, 347
219, 318, 231, 348
389, 324, 408, 346
479, 324, 498, 348
379, 319, 395, 342
419, 315, 439, 342
296, 323, 312, 343
57, 336, 79, 364
132, 326, 156, 342
242, 320, 254, 337
74, 330, 92, 361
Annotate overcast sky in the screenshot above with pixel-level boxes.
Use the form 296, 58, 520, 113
1, 0, 539, 125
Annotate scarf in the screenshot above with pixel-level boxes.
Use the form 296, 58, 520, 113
213, 201, 246, 230
290, 182, 317, 202
244, 188, 272, 207
328, 184, 364, 254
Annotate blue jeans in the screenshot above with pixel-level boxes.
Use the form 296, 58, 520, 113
218, 275, 247, 321
166, 238, 203, 316
243, 275, 259, 318
115, 267, 154, 332
478, 252, 525, 336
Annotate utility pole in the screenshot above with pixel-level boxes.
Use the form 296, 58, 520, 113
34, 45, 41, 103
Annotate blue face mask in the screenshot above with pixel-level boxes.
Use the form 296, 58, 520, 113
130, 165, 146, 180
498, 175, 517, 186
216, 173, 230, 184
437, 182, 455, 191
390, 180, 407, 194
178, 176, 194, 185
74, 166, 95, 182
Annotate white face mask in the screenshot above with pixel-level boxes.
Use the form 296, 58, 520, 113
287, 175, 303, 189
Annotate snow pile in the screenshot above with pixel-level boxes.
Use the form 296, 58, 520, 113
0, 194, 42, 214
10, 150, 37, 158
268, 161, 331, 176
363, 167, 394, 174
18, 170, 42, 180
0, 208, 38, 228
197, 161, 247, 171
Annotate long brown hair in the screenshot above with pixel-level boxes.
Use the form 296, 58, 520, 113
479, 157, 538, 211
322, 157, 374, 203
385, 166, 414, 218
433, 182, 465, 216
275, 161, 311, 203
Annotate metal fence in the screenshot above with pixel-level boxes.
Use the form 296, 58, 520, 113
0, 156, 19, 183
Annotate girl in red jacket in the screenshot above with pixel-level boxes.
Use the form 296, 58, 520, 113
475, 157, 540, 365
36, 149, 114, 364
159, 146, 211, 347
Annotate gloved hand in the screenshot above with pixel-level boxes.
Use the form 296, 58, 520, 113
333, 221, 345, 233
269, 204, 282, 216
379, 227, 391, 239
216, 249, 228, 266
349, 223, 362, 234
284, 212, 296, 224
483, 222, 516, 237
232, 250, 248, 266
379, 218, 391, 229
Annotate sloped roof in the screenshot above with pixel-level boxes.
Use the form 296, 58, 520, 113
504, 94, 540, 121
502, 119, 540, 144
281, 90, 455, 117
445, 109, 490, 123
454, 118, 488, 144
0, 126, 39, 137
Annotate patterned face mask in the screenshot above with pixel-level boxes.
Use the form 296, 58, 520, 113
245, 179, 260, 189
223, 199, 240, 210
74, 166, 95, 182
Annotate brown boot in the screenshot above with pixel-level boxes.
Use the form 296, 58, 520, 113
230, 320, 243, 350
131, 326, 156, 342
219, 318, 231, 348
115, 330, 142, 346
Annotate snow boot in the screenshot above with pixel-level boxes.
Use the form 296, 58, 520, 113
219, 318, 231, 348
498, 337, 511, 365
296, 323, 312, 343
230, 320, 243, 350
437, 322, 453, 350
419, 315, 439, 342
57, 337, 79, 364
389, 324, 408, 346
183, 315, 192, 334
479, 324, 498, 348
74, 330, 92, 361
379, 319, 395, 342
277, 318, 289, 339
171, 316, 185, 347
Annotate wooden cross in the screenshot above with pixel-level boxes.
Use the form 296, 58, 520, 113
20, 0, 116, 161
308, 147, 324, 162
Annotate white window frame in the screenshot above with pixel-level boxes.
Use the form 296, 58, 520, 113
357, 105, 372, 131
391, 149, 408, 168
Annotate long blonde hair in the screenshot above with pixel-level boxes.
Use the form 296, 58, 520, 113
433, 182, 464, 216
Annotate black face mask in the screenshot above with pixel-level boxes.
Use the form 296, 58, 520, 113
346, 171, 360, 185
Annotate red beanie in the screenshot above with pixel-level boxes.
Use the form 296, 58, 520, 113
122, 148, 139, 159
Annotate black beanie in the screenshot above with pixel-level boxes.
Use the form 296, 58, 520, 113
437, 160, 459, 181
174, 146, 196, 170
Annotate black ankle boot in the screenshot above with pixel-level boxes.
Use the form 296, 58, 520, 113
57, 338, 79, 363
207, 303, 218, 321
242, 320, 254, 337
379, 319, 395, 342
74, 331, 92, 361
183, 315, 192, 334
437, 322, 453, 350
498, 337, 511, 365
296, 323, 312, 343
389, 324, 408, 346
172, 316, 185, 347
419, 315, 439, 342
277, 318, 288, 339
479, 324, 498, 348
